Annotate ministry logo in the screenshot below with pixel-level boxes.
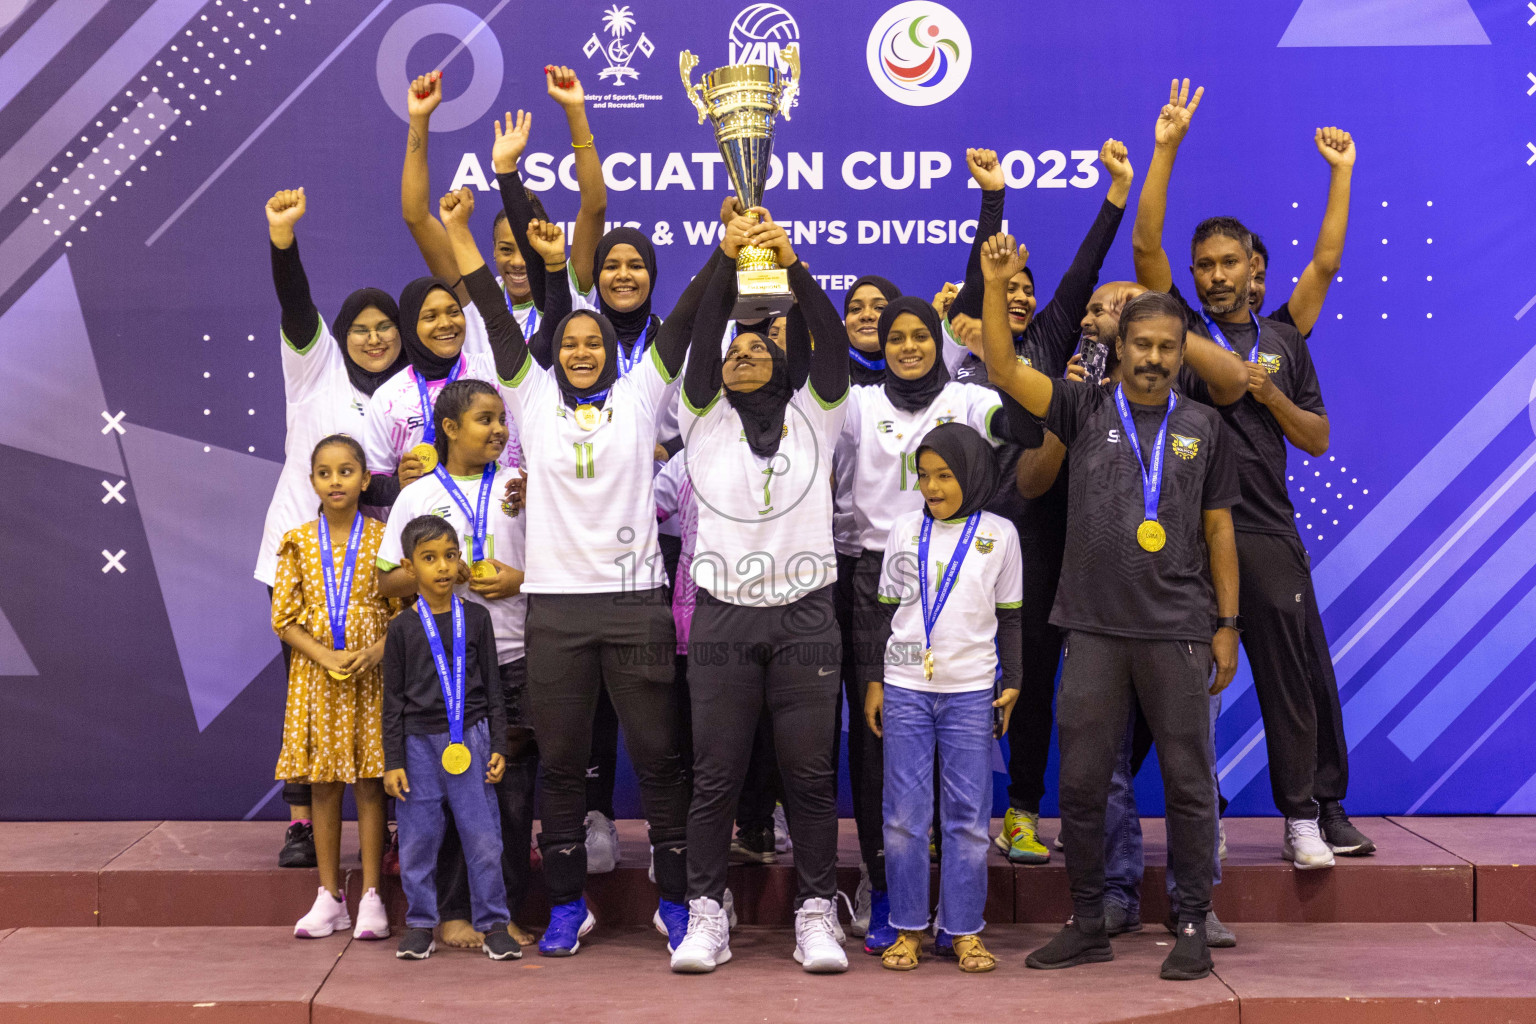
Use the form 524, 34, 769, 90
584, 4, 654, 84
866, 1, 971, 107
730, 4, 801, 80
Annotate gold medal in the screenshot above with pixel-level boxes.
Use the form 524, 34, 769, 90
327, 669, 352, 681
408, 442, 439, 474
574, 404, 600, 431
1137, 519, 1166, 553
922, 648, 935, 682
471, 559, 496, 580
441, 742, 472, 775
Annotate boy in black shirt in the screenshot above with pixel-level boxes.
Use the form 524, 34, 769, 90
979, 237, 1242, 981
383, 516, 517, 961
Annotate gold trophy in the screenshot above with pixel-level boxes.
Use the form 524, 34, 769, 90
681, 47, 800, 321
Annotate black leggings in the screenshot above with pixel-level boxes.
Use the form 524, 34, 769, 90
845, 550, 888, 890
525, 590, 689, 905
687, 586, 842, 906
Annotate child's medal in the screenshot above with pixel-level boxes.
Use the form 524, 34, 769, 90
434, 462, 497, 583
417, 593, 471, 775
317, 510, 365, 680
408, 360, 464, 476
408, 443, 439, 474
917, 511, 981, 684
1113, 385, 1175, 555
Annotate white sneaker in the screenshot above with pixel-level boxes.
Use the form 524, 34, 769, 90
1283, 817, 1336, 870
723, 887, 739, 930
1218, 822, 1228, 861
793, 897, 848, 973
352, 887, 390, 940
773, 804, 793, 855
670, 897, 732, 973
849, 863, 871, 938
294, 886, 350, 938
585, 811, 620, 874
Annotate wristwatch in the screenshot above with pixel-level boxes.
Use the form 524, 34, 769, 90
1216, 616, 1242, 633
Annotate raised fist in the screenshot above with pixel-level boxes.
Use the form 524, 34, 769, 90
545, 65, 586, 110
966, 148, 1004, 191
439, 186, 475, 227
1099, 138, 1133, 185
525, 219, 567, 264
980, 232, 1028, 285
265, 187, 306, 230
1315, 126, 1356, 168
407, 71, 442, 119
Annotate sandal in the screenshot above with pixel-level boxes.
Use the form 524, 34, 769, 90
952, 933, 997, 973
881, 930, 924, 971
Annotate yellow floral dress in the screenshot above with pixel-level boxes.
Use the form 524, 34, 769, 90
272, 517, 399, 783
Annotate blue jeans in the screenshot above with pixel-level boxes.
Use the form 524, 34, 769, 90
1103, 693, 1223, 913
881, 685, 993, 936
397, 718, 510, 933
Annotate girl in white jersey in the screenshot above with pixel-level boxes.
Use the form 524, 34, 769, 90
439, 187, 730, 958
668, 210, 851, 975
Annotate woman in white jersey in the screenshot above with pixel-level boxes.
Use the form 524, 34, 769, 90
438, 187, 729, 957
668, 210, 851, 975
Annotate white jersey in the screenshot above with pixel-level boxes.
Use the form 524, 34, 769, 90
499, 344, 676, 595
879, 508, 1022, 694
361, 350, 521, 478
832, 437, 860, 558
254, 320, 371, 586
683, 383, 847, 607
838, 381, 1003, 554
376, 465, 528, 664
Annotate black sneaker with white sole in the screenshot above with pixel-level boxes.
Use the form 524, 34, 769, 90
1320, 803, 1376, 855
278, 821, 316, 868
483, 928, 522, 960
396, 927, 435, 960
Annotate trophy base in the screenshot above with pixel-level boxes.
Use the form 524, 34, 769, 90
733, 268, 793, 321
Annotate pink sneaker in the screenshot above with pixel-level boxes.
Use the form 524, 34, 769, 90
353, 887, 390, 940
295, 886, 350, 938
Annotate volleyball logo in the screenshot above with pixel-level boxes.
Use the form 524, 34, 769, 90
865, 1, 971, 107
729, 3, 800, 69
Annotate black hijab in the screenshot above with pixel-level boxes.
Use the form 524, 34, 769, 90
593, 227, 659, 346
916, 422, 998, 521
844, 274, 901, 384
551, 309, 619, 410
724, 330, 793, 459
331, 288, 407, 397
397, 277, 464, 380
878, 296, 949, 414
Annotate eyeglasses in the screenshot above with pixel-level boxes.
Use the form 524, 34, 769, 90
348, 324, 397, 339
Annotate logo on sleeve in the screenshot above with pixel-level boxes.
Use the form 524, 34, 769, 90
1256, 352, 1282, 374
1170, 434, 1201, 461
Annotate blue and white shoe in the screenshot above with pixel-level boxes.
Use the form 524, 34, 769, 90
539, 897, 595, 957
653, 898, 689, 952
863, 888, 897, 954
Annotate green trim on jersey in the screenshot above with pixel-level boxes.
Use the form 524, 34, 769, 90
941, 316, 967, 351
809, 383, 847, 411
877, 594, 900, 605
376, 556, 400, 572
500, 349, 534, 390
282, 313, 324, 355
984, 403, 1004, 442
683, 388, 721, 418
569, 261, 593, 299
996, 601, 1022, 609
650, 341, 678, 384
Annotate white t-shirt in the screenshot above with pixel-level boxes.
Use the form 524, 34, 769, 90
878, 508, 1022, 694
254, 320, 370, 586
682, 383, 847, 607
376, 465, 528, 664
499, 343, 676, 595
837, 381, 1003, 554
361, 350, 521, 478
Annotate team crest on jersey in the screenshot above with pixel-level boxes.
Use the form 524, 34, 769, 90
1256, 352, 1282, 374
935, 415, 955, 426
1017, 355, 1033, 367
739, 425, 790, 442
975, 535, 995, 554
1171, 434, 1201, 461
429, 504, 452, 519
877, 420, 894, 433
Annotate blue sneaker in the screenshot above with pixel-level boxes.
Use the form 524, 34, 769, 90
863, 888, 897, 954
652, 898, 689, 952
933, 928, 955, 959
539, 898, 596, 957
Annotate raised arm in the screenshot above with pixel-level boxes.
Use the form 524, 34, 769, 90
979, 233, 1052, 417
1284, 127, 1354, 336
654, 243, 731, 379
682, 234, 741, 413
546, 65, 607, 295
439, 188, 530, 382
1132, 78, 1203, 293
522, 217, 572, 368
400, 72, 467, 303
266, 188, 320, 344
947, 148, 1006, 322
755, 215, 846, 406
1181, 331, 1248, 406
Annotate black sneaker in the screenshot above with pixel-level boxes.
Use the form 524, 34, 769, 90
396, 927, 435, 960
1164, 910, 1236, 948
1160, 919, 1213, 980
1320, 803, 1376, 856
1105, 902, 1142, 937
1025, 916, 1114, 970
278, 822, 316, 868
483, 927, 522, 960
729, 824, 776, 864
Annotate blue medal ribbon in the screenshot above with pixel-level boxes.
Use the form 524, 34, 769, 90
417, 593, 466, 746
1113, 384, 1176, 526
917, 511, 982, 660
850, 348, 886, 372
317, 511, 364, 651
616, 319, 657, 379
1199, 309, 1260, 361
432, 463, 496, 564
411, 355, 465, 445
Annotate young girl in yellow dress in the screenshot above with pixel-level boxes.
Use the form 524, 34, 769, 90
273, 434, 400, 940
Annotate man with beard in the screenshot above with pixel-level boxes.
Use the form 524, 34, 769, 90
1132, 80, 1372, 865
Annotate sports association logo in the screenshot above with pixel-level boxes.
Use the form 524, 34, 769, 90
584, 5, 654, 84
729, 3, 801, 72
1171, 434, 1201, 461
865, 1, 971, 107
975, 535, 995, 555
1256, 352, 1282, 374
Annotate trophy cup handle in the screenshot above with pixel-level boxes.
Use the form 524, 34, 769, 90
679, 50, 709, 125
777, 44, 801, 122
